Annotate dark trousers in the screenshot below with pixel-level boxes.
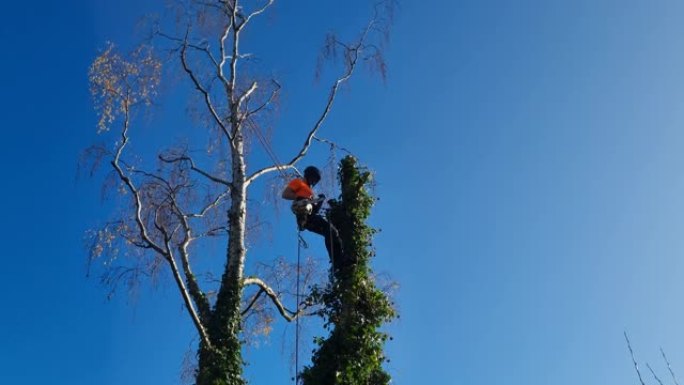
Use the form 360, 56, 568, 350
300, 214, 345, 268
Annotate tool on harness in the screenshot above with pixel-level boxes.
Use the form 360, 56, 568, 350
291, 195, 325, 215
291, 199, 314, 216
291, 195, 326, 230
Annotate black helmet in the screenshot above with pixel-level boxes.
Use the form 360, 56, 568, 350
304, 166, 321, 185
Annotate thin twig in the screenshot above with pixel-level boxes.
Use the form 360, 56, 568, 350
241, 288, 265, 315
159, 154, 232, 187
661, 348, 680, 385
625, 332, 647, 385
648, 363, 665, 385
180, 33, 234, 143
245, 21, 375, 185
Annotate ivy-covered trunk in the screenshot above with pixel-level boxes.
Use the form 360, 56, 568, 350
195, 278, 244, 385
301, 156, 396, 385
196, 141, 248, 385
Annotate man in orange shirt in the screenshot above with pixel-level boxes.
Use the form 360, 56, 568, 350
282, 166, 344, 266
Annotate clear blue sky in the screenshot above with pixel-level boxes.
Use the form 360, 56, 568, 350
2, 0, 684, 384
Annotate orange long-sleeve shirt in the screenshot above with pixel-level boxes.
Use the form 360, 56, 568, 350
287, 178, 314, 199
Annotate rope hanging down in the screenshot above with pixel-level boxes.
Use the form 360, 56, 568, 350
244, 117, 304, 383
243, 116, 347, 383
295, 230, 308, 384
242, 116, 303, 382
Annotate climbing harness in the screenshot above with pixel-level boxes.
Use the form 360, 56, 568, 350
291, 196, 326, 231
291, 199, 314, 217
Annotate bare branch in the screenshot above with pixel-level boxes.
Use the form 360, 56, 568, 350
313, 136, 354, 156
240, 0, 275, 30
126, 165, 175, 190
198, 226, 229, 238
175, 204, 212, 320
247, 79, 280, 116
237, 81, 258, 111
218, 0, 244, 22
164, 234, 213, 349
159, 153, 232, 187
661, 348, 680, 385
647, 363, 665, 385
111, 100, 167, 256
113, 117, 212, 348
245, 30, 368, 186
241, 287, 265, 315
625, 332, 647, 385
218, 19, 233, 92
156, 30, 221, 68
158, 17, 235, 125
187, 189, 230, 218
243, 276, 311, 322
180, 35, 234, 142
228, 0, 240, 104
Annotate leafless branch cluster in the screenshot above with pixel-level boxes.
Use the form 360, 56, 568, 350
625, 332, 680, 385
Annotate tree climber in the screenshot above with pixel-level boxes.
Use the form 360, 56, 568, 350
282, 166, 344, 266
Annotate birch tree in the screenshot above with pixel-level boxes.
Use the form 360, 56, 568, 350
86, 1, 394, 384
